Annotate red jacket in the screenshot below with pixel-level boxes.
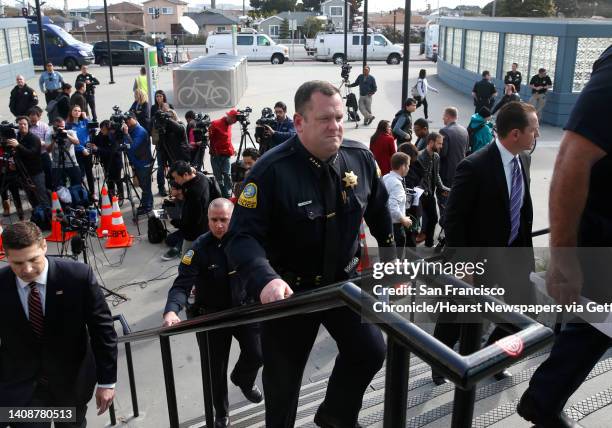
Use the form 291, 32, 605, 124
209, 118, 235, 157
370, 132, 396, 175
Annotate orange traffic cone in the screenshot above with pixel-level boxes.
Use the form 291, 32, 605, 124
97, 186, 113, 238
357, 220, 370, 273
105, 196, 133, 248
46, 192, 77, 243
0, 223, 5, 260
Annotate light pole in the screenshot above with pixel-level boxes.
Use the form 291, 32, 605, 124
362, 0, 368, 69
401, 0, 411, 107
343, 0, 348, 61
34, 0, 47, 67
103, 0, 115, 83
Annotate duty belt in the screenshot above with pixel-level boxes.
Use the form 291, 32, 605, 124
280, 271, 324, 289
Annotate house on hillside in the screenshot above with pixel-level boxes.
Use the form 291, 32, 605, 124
143, 0, 188, 36
71, 17, 145, 42
184, 9, 239, 35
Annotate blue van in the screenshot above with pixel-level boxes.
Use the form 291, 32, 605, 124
27, 17, 94, 70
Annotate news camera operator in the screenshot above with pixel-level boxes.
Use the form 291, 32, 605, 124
0, 121, 25, 220
90, 120, 124, 199
257, 102, 296, 153
122, 112, 153, 215
154, 108, 190, 166
185, 110, 210, 171
169, 160, 214, 254
209, 109, 238, 198
45, 117, 82, 190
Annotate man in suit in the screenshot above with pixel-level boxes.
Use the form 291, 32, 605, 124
432, 101, 539, 384
0, 222, 117, 427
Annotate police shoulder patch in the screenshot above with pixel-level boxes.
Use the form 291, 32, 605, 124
238, 183, 258, 208
181, 249, 194, 265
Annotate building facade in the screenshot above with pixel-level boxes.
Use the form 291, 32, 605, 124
0, 18, 34, 89
90, 2, 145, 29
321, 0, 352, 31
143, 0, 188, 36
437, 17, 612, 126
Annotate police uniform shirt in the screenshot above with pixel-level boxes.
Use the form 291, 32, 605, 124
164, 232, 236, 315
225, 135, 395, 296
504, 71, 522, 92
529, 74, 552, 94
472, 79, 496, 100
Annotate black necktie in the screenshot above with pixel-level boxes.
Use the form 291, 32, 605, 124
28, 282, 44, 338
321, 164, 339, 284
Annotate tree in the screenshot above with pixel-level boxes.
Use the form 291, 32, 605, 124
303, 16, 323, 38
381, 26, 402, 44
482, 0, 554, 16
280, 18, 290, 39
302, 0, 321, 11
250, 0, 297, 13
555, 0, 579, 16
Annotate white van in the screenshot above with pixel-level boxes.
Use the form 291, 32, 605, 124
313, 32, 403, 65
206, 31, 289, 64
424, 21, 439, 62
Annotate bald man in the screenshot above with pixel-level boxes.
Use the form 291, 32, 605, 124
9, 75, 38, 117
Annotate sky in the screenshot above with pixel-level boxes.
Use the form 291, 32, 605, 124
9, 0, 491, 13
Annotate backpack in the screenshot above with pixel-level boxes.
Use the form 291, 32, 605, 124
467, 122, 487, 152
345, 93, 360, 122
410, 83, 419, 98
147, 215, 167, 244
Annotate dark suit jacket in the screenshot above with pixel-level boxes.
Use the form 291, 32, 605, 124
445, 142, 535, 298
439, 122, 470, 187
0, 257, 117, 407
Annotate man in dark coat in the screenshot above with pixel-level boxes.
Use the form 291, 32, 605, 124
9, 75, 39, 117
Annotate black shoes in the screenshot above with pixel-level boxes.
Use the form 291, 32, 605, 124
493, 369, 512, 381
517, 391, 584, 428
214, 416, 230, 428
230, 374, 263, 403
314, 407, 363, 428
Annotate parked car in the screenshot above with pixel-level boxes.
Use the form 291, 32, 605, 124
93, 40, 152, 66
205, 30, 289, 64
313, 32, 403, 65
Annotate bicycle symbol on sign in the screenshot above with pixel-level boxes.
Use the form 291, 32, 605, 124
177, 77, 231, 108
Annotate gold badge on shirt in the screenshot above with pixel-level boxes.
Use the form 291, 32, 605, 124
342, 171, 358, 189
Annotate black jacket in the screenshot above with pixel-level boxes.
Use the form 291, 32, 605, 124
129, 101, 150, 131
56, 93, 71, 120
75, 73, 99, 95
159, 119, 190, 162
70, 92, 88, 116
164, 232, 246, 314
439, 122, 469, 187
177, 172, 211, 241
16, 132, 43, 175
92, 132, 123, 175
9, 84, 38, 117
0, 258, 118, 407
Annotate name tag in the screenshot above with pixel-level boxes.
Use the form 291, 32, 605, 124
297, 200, 312, 207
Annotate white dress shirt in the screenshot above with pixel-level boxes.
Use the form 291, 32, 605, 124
495, 139, 524, 211
382, 171, 406, 224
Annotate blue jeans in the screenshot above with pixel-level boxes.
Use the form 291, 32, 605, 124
134, 166, 153, 210
211, 155, 232, 198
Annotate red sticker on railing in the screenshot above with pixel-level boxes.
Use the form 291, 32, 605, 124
495, 335, 524, 357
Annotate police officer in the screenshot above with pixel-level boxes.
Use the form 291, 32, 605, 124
163, 198, 263, 428
261, 101, 296, 152
472, 70, 497, 113
225, 80, 395, 428
9, 75, 38, 118
504, 62, 522, 93
75, 65, 100, 121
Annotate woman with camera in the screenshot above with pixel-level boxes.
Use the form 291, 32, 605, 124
66, 105, 95, 201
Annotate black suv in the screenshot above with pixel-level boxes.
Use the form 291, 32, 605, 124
93, 40, 150, 65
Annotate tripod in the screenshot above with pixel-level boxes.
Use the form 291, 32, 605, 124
235, 120, 257, 161
339, 78, 360, 129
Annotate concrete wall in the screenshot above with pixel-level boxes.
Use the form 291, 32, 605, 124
436, 17, 612, 126
0, 18, 34, 90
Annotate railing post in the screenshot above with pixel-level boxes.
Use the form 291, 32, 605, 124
124, 342, 140, 417
109, 402, 116, 426
382, 337, 410, 428
199, 331, 215, 428
160, 335, 180, 428
451, 322, 483, 428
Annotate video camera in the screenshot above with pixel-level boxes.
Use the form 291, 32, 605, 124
0, 121, 18, 149
51, 125, 70, 148
254, 107, 275, 142
61, 206, 98, 233
192, 112, 211, 143
109, 106, 130, 133
341, 62, 352, 82
154, 110, 174, 131
236, 107, 252, 126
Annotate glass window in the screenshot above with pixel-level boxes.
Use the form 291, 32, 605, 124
0, 30, 7, 65
270, 25, 279, 36
479, 31, 499, 76
452, 28, 463, 67
445, 27, 453, 62
18, 28, 30, 60
464, 30, 480, 72
161, 7, 173, 14
439, 26, 445, 61
216, 26, 226, 32
352, 35, 360, 45
529, 36, 558, 86
45, 32, 63, 47
374, 35, 385, 46
237, 35, 253, 46
330, 6, 343, 16
147, 7, 154, 14
257, 35, 271, 46
129, 42, 142, 51
503, 33, 531, 79
573, 37, 612, 92
8, 28, 22, 62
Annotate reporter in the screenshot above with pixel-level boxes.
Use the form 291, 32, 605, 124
123, 112, 153, 215
66, 105, 95, 199
129, 89, 150, 130
91, 120, 124, 199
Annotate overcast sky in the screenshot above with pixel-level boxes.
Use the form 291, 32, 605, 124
14, 0, 490, 13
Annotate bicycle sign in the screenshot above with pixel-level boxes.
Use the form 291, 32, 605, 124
177, 76, 231, 108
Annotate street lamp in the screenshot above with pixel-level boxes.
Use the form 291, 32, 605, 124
401, 0, 412, 108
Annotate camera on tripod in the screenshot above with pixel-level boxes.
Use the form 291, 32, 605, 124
61, 206, 98, 233
0, 121, 18, 150
110, 106, 130, 133
192, 112, 211, 143
340, 62, 352, 82
154, 110, 174, 131
236, 107, 252, 125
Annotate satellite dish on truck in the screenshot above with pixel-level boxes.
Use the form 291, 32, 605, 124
180, 16, 199, 35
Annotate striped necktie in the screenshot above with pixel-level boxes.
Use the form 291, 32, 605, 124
508, 157, 523, 245
28, 282, 44, 338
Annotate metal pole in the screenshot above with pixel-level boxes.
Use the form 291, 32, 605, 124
382, 338, 410, 428
401, 0, 412, 107
160, 336, 180, 428
362, 0, 368, 69
109, 403, 117, 426
34, 0, 47, 67
199, 332, 215, 428
393, 10, 397, 43
450, 322, 483, 428
125, 342, 140, 418
343, 0, 348, 61
492, 0, 497, 17
102, 0, 115, 84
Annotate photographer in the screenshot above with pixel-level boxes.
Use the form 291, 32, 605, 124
0, 122, 24, 220
66, 105, 95, 200
123, 112, 153, 215
185, 110, 205, 169
45, 117, 82, 190
155, 109, 190, 164
75, 65, 100, 121
169, 160, 213, 254
151, 90, 172, 196
9, 117, 50, 215
232, 147, 259, 199
209, 109, 237, 198
259, 102, 296, 152
28, 106, 53, 191
161, 181, 185, 261
91, 120, 124, 199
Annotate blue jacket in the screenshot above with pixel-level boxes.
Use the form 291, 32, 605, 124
66, 119, 89, 154
38, 71, 64, 93
125, 124, 152, 168
468, 113, 494, 153
270, 117, 296, 147
349, 74, 377, 97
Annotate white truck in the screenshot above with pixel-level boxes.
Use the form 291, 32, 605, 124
424, 21, 439, 62
312, 32, 403, 64
205, 30, 289, 64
